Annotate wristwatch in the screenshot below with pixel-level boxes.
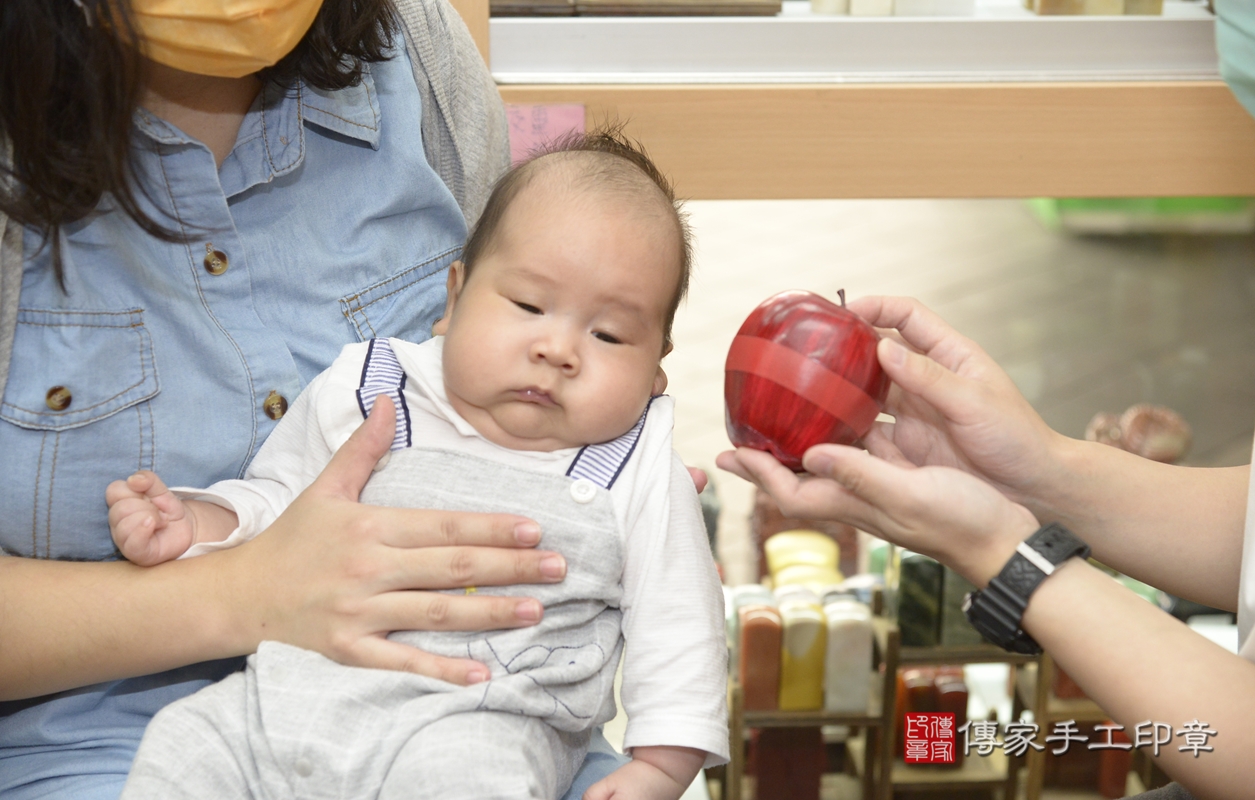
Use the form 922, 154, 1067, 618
962, 523, 1091, 655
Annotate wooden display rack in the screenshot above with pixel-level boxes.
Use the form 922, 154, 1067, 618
854, 645, 1035, 800
722, 616, 899, 800
448, 0, 1255, 200
719, 614, 1050, 800
1013, 653, 1112, 800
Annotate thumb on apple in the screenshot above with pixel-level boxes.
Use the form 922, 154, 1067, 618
877, 337, 988, 426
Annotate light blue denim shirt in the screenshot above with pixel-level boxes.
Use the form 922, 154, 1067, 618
0, 46, 466, 797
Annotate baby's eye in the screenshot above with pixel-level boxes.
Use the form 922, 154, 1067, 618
514, 301, 542, 315
594, 331, 622, 345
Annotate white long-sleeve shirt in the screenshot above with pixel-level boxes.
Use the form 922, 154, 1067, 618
178, 336, 730, 764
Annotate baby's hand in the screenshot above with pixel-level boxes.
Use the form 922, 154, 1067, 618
583, 747, 706, 800
106, 471, 197, 566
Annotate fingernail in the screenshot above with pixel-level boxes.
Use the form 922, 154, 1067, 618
515, 599, 542, 621
467, 668, 490, 684
514, 522, 541, 545
540, 555, 566, 580
881, 337, 907, 367
807, 453, 835, 474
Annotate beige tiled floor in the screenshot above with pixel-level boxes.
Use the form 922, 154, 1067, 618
662, 198, 1255, 584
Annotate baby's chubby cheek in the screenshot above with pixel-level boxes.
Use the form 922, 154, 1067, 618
441, 334, 496, 401
571, 380, 658, 443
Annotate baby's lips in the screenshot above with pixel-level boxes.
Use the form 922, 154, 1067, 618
512, 387, 558, 406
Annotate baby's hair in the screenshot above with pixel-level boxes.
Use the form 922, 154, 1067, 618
461, 123, 692, 350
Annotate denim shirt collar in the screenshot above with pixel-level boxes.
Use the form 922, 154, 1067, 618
133, 66, 382, 199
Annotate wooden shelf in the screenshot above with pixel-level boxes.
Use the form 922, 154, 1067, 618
498, 82, 1255, 199
744, 673, 883, 727
1016, 662, 1110, 724
848, 735, 1012, 792
900, 643, 1038, 666
723, 616, 899, 800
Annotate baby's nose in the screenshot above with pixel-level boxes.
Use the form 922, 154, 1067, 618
532, 332, 580, 373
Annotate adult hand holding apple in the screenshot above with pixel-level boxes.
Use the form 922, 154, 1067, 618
724, 290, 891, 471
723, 292, 1058, 503
716, 442, 1038, 589
719, 290, 1038, 585
842, 295, 1066, 516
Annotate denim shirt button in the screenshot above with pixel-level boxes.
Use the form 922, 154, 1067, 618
263, 391, 288, 420
203, 244, 229, 276
45, 386, 72, 411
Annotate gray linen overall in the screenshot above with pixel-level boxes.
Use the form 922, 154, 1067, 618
122, 341, 643, 800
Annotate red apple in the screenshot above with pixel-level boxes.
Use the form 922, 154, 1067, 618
725, 290, 890, 471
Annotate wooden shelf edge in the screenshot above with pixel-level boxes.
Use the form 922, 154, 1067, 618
735, 672, 885, 728
899, 644, 1038, 665
1016, 662, 1111, 724
849, 734, 1010, 788
745, 711, 882, 727
498, 81, 1255, 198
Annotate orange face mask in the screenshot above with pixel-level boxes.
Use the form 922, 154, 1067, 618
129, 0, 324, 78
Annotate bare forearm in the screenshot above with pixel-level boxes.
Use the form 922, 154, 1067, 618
1025, 558, 1255, 798
0, 554, 247, 700
1029, 437, 1248, 610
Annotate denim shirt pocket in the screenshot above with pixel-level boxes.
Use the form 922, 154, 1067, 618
1, 308, 159, 430
0, 308, 160, 560
339, 246, 458, 342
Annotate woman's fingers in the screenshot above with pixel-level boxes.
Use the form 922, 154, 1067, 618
877, 338, 987, 427
803, 444, 917, 514
374, 590, 544, 634
348, 636, 493, 685
687, 466, 709, 494
714, 448, 791, 491
372, 507, 542, 550
382, 544, 566, 592
861, 421, 914, 468
716, 448, 881, 527
311, 394, 398, 501
847, 295, 972, 362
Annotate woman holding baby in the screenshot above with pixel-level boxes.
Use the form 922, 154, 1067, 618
0, 0, 631, 796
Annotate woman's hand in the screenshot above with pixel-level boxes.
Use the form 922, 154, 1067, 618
847, 296, 1065, 513
717, 444, 1038, 587
217, 396, 565, 685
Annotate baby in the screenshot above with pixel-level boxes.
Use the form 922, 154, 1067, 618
109, 130, 728, 800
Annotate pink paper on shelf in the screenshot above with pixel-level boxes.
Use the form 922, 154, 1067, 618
506, 104, 586, 165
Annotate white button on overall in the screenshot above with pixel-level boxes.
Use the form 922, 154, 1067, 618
294, 758, 313, 778
570, 478, 597, 504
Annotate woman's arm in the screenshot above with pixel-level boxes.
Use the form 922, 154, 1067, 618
0, 398, 564, 701
1036, 438, 1247, 610
1028, 557, 1255, 800
843, 295, 1249, 607
720, 444, 1255, 798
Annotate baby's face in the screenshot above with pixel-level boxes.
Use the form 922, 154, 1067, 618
433, 182, 679, 451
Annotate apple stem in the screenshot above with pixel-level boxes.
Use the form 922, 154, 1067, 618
838, 288, 846, 308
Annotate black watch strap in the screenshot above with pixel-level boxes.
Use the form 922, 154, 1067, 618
962, 523, 1091, 655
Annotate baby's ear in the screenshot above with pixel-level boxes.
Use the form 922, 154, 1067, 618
431, 261, 466, 336
651, 341, 673, 395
